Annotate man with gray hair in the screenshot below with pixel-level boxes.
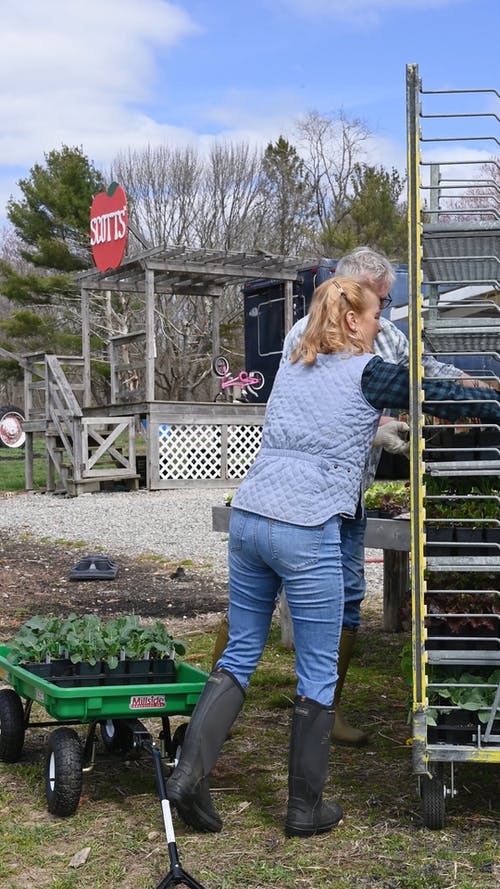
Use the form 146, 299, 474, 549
281, 246, 469, 746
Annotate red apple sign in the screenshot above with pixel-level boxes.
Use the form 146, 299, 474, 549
90, 182, 128, 272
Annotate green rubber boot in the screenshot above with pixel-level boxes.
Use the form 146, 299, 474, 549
211, 614, 229, 671
332, 628, 369, 747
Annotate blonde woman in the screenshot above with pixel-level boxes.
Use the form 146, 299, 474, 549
167, 277, 499, 839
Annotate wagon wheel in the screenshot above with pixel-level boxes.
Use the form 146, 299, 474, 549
0, 405, 26, 448
45, 727, 83, 817
212, 356, 230, 378
421, 762, 445, 830
170, 722, 188, 764
0, 688, 25, 762
100, 719, 135, 755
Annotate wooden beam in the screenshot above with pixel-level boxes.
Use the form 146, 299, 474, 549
211, 297, 220, 401
144, 259, 302, 281
0, 345, 29, 369
145, 266, 156, 401
284, 279, 294, 334
81, 287, 92, 407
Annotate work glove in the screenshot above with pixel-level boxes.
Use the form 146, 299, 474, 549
373, 420, 410, 458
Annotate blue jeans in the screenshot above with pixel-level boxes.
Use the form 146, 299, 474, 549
340, 516, 367, 630
217, 509, 344, 706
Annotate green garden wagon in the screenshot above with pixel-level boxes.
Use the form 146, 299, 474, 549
0, 643, 207, 817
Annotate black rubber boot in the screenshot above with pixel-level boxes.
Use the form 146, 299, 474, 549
166, 668, 245, 832
285, 697, 344, 838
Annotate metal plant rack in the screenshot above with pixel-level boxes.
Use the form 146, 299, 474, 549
406, 64, 500, 829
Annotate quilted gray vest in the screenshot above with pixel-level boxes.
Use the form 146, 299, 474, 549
232, 352, 381, 526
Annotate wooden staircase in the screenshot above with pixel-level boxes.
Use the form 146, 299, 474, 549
22, 353, 139, 495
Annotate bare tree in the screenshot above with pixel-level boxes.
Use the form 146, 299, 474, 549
437, 157, 500, 223
295, 110, 372, 249
111, 144, 204, 246
110, 140, 273, 399
195, 141, 266, 250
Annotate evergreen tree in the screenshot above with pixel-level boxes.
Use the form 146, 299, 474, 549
321, 163, 408, 261
0, 146, 106, 372
7, 145, 105, 274
259, 137, 315, 254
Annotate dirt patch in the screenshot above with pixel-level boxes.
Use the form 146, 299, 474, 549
0, 532, 229, 641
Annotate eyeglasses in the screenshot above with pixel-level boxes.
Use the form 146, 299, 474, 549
379, 294, 392, 309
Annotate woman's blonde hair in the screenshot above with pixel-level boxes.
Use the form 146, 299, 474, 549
291, 276, 377, 365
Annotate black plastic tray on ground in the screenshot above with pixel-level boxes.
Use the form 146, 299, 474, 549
70, 555, 118, 581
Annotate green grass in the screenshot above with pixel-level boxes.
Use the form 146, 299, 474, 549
0, 610, 498, 889
0, 432, 146, 492
0, 439, 46, 491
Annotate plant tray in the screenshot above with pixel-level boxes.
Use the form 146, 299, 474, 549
22, 657, 177, 687
69, 554, 118, 580
0, 644, 208, 722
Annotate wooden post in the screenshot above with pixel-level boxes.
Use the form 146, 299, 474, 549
81, 287, 92, 408
25, 432, 33, 490
279, 592, 294, 649
24, 357, 33, 489
383, 550, 410, 632
211, 297, 220, 401
284, 279, 294, 334
145, 267, 155, 401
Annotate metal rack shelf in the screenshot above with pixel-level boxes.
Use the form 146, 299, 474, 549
427, 650, 499, 666
422, 222, 500, 284
424, 320, 500, 353
425, 461, 500, 474
426, 557, 500, 570
407, 63, 499, 828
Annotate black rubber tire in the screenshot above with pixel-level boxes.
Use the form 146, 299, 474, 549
0, 689, 25, 762
212, 356, 230, 378
421, 762, 445, 830
0, 405, 25, 448
100, 719, 133, 754
170, 722, 188, 763
45, 727, 83, 817
248, 370, 265, 391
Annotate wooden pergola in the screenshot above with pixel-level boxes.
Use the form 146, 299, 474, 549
18, 246, 313, 494
76, 245, 310, 407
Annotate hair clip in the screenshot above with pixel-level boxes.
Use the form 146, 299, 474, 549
332, 280, 348, 299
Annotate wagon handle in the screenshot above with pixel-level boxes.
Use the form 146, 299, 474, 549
144, 741, 207, 889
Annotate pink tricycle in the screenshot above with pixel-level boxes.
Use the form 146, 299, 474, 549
212, 356, 265, 402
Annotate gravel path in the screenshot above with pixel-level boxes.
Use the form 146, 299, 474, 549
0, 489, 384, 594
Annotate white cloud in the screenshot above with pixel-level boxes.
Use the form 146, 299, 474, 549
0, 0, 414, 222
0, 0, 198, 208
0, 0, 206, 221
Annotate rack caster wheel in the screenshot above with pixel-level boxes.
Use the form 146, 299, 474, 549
421, 762, 445, 830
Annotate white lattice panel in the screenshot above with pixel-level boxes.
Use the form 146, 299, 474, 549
227, 424, 262, 479
157, 422, 262, 481
159, 424, 222, 480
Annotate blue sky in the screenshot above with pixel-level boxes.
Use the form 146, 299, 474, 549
1, 0, 498, 228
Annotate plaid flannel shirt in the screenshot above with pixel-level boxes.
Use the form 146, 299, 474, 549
281, 315, 469, 489
362, 356, 500, 423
